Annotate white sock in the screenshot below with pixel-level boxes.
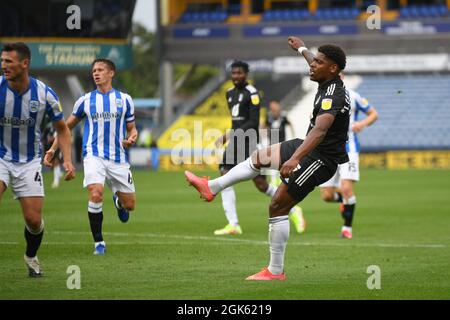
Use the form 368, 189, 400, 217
268, 216, 289, 275
221, 187, 238, 226
53, 166, 61, 184
343, 195, 357, 205
342, 226, 352, 232
208, 158, 259, 194
88, 201, 103, 213
95, 241, 106, 247
265, 184, 277, 197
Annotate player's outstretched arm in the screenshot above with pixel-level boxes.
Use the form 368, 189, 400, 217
53, 119, 76, 180
122, 122, 138, 148
280, 113, 334, 178
288, 36, 315, 65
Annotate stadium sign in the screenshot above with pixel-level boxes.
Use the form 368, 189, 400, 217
0, 42, 133, 70
173, 27, 230, 38
274, 54, 449, 73
382, 21, 450, 35
243, 24, 358, 37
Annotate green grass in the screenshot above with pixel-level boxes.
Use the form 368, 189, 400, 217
0, 169, 449, 299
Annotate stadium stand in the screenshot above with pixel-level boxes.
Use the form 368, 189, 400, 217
356, 74, 450, 151
399, 4, 449, 19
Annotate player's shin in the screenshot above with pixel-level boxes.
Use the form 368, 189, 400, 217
208, 158, 260, 194
268, 216, 289, 275
342, 196, 356, 227
24, 220, 44, 258
88, 202, 104, 242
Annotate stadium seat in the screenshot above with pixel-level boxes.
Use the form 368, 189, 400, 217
356, 74, 450, 150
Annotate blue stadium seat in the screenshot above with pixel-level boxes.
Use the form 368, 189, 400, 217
355, 75, 450, 150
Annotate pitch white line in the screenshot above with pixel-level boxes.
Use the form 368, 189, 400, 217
0, 231, 444, 249
0, 231, 447, 249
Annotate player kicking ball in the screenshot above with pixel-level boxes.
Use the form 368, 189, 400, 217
186, 36, 350, 280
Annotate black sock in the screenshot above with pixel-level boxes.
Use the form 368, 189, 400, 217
24, 227, 44, 258
335, 192, 343, 203
342, 204, 355, 227
88, 212, 104, 242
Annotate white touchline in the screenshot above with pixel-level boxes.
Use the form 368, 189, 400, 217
0, 231, 447, 249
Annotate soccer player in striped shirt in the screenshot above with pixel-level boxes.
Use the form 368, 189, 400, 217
0, 42, 76, 277
45, 58, 138, 255
320, 85, 378, 239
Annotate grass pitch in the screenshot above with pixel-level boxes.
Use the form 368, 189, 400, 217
0, 168, 449, 299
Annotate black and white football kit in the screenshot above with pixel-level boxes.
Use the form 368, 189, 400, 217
280, 77, 350, 201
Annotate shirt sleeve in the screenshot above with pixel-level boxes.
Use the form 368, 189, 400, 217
249, 91, 261, 108
317, 93, 345, 117
45, 86, 64, 121
72, 96, 86, 119
354, 92, 372, 113
125, 95, 135, 123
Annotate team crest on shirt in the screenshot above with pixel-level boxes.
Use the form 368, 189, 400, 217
321, 99, 332, 110
116, 99, 123, 108
251, 94, 260, 105
29, 100, 39, 112
238, 93, 243, 102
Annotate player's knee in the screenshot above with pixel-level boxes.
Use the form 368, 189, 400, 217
269, 200, 289, 217
122, 199, 135, 211
90, 192, 103, 203
340, 186, 354, 199
320, 189, 334, 202
250, 150, 261, 169
25, 216, 42, 231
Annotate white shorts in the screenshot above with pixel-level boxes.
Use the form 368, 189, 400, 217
320, 152, 360, 188
0, 158, 44, 199
83, 156, 135, 194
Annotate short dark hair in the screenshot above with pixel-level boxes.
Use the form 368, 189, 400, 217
1, 42, 31, 61
92, 58, 116, 72
318, 44, 346, 71
231, 60, 249, 73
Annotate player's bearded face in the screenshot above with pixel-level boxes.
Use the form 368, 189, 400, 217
1, 51, 28, 82
92, 62, 114, 86
231, 67, 247, 87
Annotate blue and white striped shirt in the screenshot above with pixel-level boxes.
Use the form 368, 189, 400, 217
73, 89, 135, 164
0, 76, 64, 163
347, 89, 372, 154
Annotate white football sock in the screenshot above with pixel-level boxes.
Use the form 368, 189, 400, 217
268, 216, 289, 275
208, 158, 259, 194
265, 184, 277, 197
221, 187, 238, 226
53, 165, 61, 185
343, 195, 357, 205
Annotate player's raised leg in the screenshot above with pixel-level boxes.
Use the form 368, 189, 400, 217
185, 143, 281, 200
20, 197, 45, 277
113, 192, 135, 223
